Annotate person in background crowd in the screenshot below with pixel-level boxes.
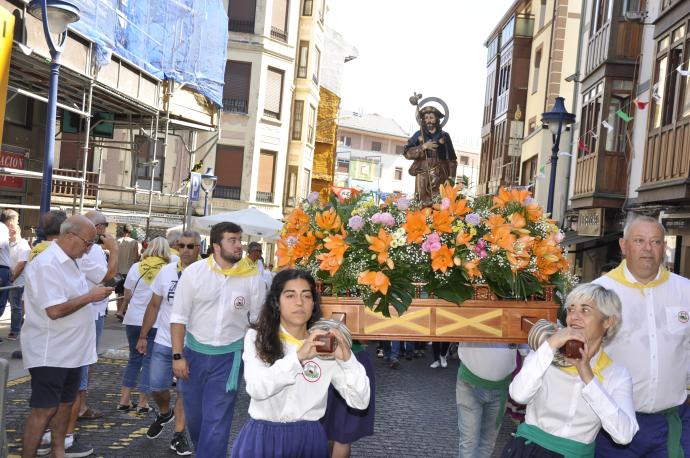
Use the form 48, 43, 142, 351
20, 215, 113, 457
0, 209, 13, 332
594, 214, 690, 457
170, 222, 265, 457
116, 224, 140, 321
5, 209, 29, 340
167, 230, 181, 264
118, 237, 170, 413
29, 211, 67, 262
430, 342, 450, 368
136, 231, 201, 456
231, 269, 370, 457
501, 283, 638, 457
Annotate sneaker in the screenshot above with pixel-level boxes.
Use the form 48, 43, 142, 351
37, 431, 51, 456
116, 402, 137, 412
430, 360, 440, 369
146, 409, 175, 439
390, 358, 400, 369
6, 333, 17, 341
170, 431, 193, 456
65, 437, 94, 458
405, 351, 413, 360
440, 355, 448, 368
136, 404, 153, 414
376, 348, 384, 358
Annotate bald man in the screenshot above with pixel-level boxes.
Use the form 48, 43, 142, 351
20, 215, 113, 457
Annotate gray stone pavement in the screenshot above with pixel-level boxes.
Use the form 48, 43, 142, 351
2, 305, 518, 457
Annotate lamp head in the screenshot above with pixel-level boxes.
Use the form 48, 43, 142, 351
28, 0, 80, 35
200, 167, 217, 193
541, 96, 576, 136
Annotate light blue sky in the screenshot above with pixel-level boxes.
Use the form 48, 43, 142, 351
327, 0, 515, 150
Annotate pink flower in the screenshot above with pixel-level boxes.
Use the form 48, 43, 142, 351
474, 239, 488, 258
554, 231, 565, 243
441, 198, 451, 210
348, 215, 365, 231
372, 212, 396, 227
396, 198, 410, 211
422, 232, 442, 253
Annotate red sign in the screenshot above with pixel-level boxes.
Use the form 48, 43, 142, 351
0, 150, 25, 190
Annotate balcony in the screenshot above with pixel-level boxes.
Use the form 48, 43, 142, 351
213, 185, 241, 200
51, 169, 98, 198
222, 98, 248, 114
256, 191, 274, 203
229, 19, 254, 34
586, 22, 610, 74
270, 27, 287, 42
572, 151, 628, 208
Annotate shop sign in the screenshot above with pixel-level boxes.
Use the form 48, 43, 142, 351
578, 208, 603, 236
0, 147, 27, 191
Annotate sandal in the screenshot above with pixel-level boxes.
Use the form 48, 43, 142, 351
137, 405, 152, 414
115, 313, 124, 322
78, 407, 104, 420
116, 402, 138, 412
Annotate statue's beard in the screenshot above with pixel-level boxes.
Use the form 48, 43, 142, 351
424, 122, 438, 134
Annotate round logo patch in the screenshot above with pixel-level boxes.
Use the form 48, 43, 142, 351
233, 296, 246, 309
678, 311, 689, 323
302, 360, 322, 383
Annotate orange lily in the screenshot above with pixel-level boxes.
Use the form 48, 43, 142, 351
317, 251, 342, 276
455, 231, 472, 247
439, 183, 460, 202
403, 208, 431, 243
366, 228, 393, 267
484, 225, 516, 252
509, 212, 526, 229
323, 234, 348, 259
506, 250, 531, 272
294, 231, 318, 260
485, 214, 506, 230
525, 203, 543, 222
358, 270, 391, 295
463, 258, 482, 279
431, 245, 455, 273
276, 238, 297, 268
492, 187, 531, 209
432, 209, 454, 234
450, 198, 471, 217
315, 208, 342, 232
284, 208, 310, 235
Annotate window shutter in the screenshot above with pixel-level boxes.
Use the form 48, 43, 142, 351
224, 61, 251, 100
272, 0, 287, 30
264, 68, 283, 117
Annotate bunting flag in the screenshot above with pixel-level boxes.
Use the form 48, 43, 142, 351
635, 99, 649, 110
535, 172, 546, 180
578, 139, 590, 154
589, 129, 598, 139
558, 151, 572, 157
652, 83, 662, 102
602, 120, 614, 133
677, 63, 690, 77
616, 109, 633, 122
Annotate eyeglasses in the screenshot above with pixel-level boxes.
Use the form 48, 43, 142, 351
70, 232, 97, 247
176, 243, 198, 250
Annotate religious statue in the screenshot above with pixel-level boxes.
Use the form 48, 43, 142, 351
404, 95, 457, 207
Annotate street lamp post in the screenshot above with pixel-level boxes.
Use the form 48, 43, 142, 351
541, 96, 575, 216
28, 0, 80, 236
200, 167, 217, 216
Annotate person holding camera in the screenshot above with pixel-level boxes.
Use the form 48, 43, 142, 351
231, 269, 370, 457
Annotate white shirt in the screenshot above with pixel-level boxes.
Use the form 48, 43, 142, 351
77, 244, 108, 318
594, 265, 690, 412
457, 343, 519, 381
150, 263, 181, 347
20, 242, 97, 369
0, 223, 9, 266
9, 238, 30, 287
170, 257, 266, 346
510, 341, 638, 445
122, 261, 159, 327
243, 329, 370, 422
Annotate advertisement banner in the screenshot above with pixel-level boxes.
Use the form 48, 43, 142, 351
0, 147, 27, 190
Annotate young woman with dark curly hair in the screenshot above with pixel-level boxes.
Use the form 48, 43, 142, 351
231, 269, 370, 457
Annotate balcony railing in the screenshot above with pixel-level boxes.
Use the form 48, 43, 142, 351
263, 109, 280, 120
270, 27, 287, 42
229, 19, 254, 33
585, 22, 610, 75
256, 191, 274, 203
222, 98, 248, 114
52, 168, 98, 198
213, 185, 241, 200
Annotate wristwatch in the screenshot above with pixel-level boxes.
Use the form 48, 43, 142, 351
173, 353, 183, 360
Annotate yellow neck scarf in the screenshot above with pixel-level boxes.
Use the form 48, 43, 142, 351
278, 327, 305, 350
29, 240, 51, 262
606, 260, 669, 292
176, 259, 183, 273
138, 256, 168, 285
206, 255, 258, 277
560, 350, 613, 383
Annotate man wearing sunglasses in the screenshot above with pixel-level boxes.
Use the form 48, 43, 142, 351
135, 231, 201, 455
20, 215, 114, 457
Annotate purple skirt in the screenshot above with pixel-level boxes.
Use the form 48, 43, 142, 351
320, 349, 376, 443
231, 418, 328, 458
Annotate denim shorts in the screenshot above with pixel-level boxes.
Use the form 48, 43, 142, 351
149, 341, 175, 392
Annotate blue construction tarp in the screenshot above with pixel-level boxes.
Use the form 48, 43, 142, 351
70, 0, 228, 107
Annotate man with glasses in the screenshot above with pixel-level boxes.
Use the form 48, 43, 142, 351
594, 213, 690, 457
136, 231, 201, 455
20, 215, 113, 457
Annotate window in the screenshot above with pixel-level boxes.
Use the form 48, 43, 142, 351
223, 61, 251, 113
312, 46, 321, 85
682, 35, 690, 118
336, 159, 349, 173
214, 145, 243, 200
5, 94, 32, 129
228, 0, 255, 33
302, 0, 313, 15
133, 135, 165, 191
591, 0, 612, 34
297, 41, 309, 78
257, 150, 276, 202
501, 15, 515, 45
308, 105, 316, 143
285, 165, 298, 207
339, 135, 351, 146
520, 155, 538, 186
264, 67, 284, 119
371, 141, 382, 152
271, 0, 288, 42
459, 155, 469, 166
532, 48, 542, 93
538, 0, 546, 29
291, 100, 304, 141
394, 167, 403, 180
302, 169, 311, 199
318, 0, 325, 23
528, 116, 537, 134
395, 144, 405, 155
578, 83, 603, 156
652, 27, 689, 128
623, 0, 641, 13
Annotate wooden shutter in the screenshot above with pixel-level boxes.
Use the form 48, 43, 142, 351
272, 0, 287, 30
258, 151, 276, 193
215, 145, 244, 187
264, 68, 283, 118
224, 61, 251, 101
229, 0, 256, 22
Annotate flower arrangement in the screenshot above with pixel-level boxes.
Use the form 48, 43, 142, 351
277, 185, 575, 316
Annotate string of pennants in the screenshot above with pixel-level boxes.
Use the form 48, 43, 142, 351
533, 59, 690, 182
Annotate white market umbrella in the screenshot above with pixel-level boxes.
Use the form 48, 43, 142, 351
191, 207, 283, 240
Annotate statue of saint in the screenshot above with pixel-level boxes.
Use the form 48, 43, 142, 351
403, 105, 457, 207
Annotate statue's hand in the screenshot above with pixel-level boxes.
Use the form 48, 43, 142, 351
422, 140, 438, 151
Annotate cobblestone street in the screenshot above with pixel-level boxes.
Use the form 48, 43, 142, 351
5, 340, 517, 457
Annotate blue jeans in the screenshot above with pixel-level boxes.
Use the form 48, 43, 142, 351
456, 378, 503, 458
0, 266, 10, 317
384, 341, 414, 361
122, 324, 156, 391
149, 342, 174, 392
8, 286, 23, 335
